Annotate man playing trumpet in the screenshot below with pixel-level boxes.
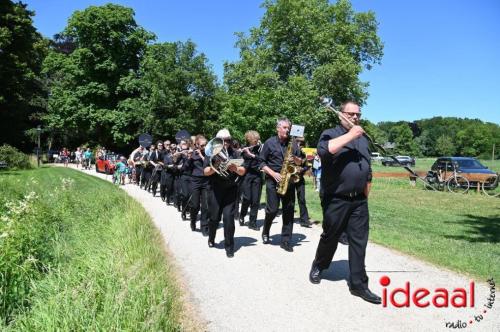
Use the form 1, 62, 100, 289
309, 101, 380, 305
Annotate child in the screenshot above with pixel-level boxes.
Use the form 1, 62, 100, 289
114, 157, 127, 185
83, 148, 93, 169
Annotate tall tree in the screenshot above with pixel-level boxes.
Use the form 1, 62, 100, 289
0, 0, 47, 150
388, 123, 420, 156
42, 4, 154, 148
222, 0, 383, 144
435, 135, 455, 156
137, 41, 221, 140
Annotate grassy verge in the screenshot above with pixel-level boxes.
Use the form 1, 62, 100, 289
0, 167, 183, 331
299, 175, 499, 281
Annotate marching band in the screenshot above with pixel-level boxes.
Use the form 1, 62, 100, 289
100, 108, 381, 303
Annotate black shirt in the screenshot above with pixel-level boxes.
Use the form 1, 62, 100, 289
204, 148, 245, 189
149, 150, 160, 163
172, 152, 185, 175
317, 125, 372, 196
242, 146, 262, 176
162, 151, 175, 172
260, 136, 302, 173
133, 151, 143, 162
187, 151, 206, 177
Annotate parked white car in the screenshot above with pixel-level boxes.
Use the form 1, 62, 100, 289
370, 152, 384, 161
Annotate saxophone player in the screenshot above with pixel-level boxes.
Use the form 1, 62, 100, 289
260, 118, 303, 252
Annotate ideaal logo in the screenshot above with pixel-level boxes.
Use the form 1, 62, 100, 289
379, 276, 496, 329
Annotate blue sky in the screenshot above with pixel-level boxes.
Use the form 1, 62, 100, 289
23, 0, 500, 124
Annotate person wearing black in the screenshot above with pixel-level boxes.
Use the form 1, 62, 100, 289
177, 140, 192, 220
160, 142, 175, 205
294, 137, 312, 228
142, 144, 155, 191
172, 144, 186, 212
204, 129, 246, 258
187, 135, 210, 235
231, 139, 243, 222
148, 141, 163, 197
260, 118, 303, 252
160, 140, 174, 203
131, 145, 145, 186
309, 101, 381, 305
239, 130, 262, 231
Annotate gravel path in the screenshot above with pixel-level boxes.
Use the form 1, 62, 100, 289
75, 166, 498, 332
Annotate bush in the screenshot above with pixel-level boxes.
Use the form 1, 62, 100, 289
0, 145, 32, 170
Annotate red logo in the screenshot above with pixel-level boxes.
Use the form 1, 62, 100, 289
379, 275, 475, 308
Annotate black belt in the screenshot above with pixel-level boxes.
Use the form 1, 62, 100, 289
332, 192, 365, 200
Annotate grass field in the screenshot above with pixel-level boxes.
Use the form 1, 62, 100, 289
0, 167, 183, 331
301, 175, 499, 282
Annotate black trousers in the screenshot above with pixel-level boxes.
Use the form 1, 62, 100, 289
234, 181, 243, 219
160, 170, 174, 202
263, 177, 295, 242
178, 175, 191, 212
173, 175, 180, 206
142, 168, 152, 189
150, 167, 161, 194
240, 173, 262, 224
295, 178, 310, 222
135, 166, 143, 185
190, 177, 209, 228
313, 195, 369, 290
208, 185, 238, 250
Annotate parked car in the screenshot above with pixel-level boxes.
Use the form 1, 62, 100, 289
46, 149, 61, 163
370, 152, 384, 162
95, 153, 118, 174
382, 155, 415, 167
432, 157, 495, 175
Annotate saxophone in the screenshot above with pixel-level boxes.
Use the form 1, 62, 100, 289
276, 138, 301, 195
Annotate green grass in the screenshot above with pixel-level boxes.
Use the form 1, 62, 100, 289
0, 167, 183, 331
299, 175, 499, 281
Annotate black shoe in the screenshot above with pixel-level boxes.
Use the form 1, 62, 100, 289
248, 222, 259, 231
190, 221, 196, 231
238, 217, 245, 226
201, 226, 209, 237
181, 212, 187, 221
152, 191, 156, 197
225, 248, 234, 258
161, 196, 165, 202
208, 239, 215, 248
262, 233, 270, 244
309, 263, 322, 284
349, 288, 381, 305
300, 220, 312, 228
280, 241, 293, 252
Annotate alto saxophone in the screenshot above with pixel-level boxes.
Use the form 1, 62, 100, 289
276, 138, 301, 196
